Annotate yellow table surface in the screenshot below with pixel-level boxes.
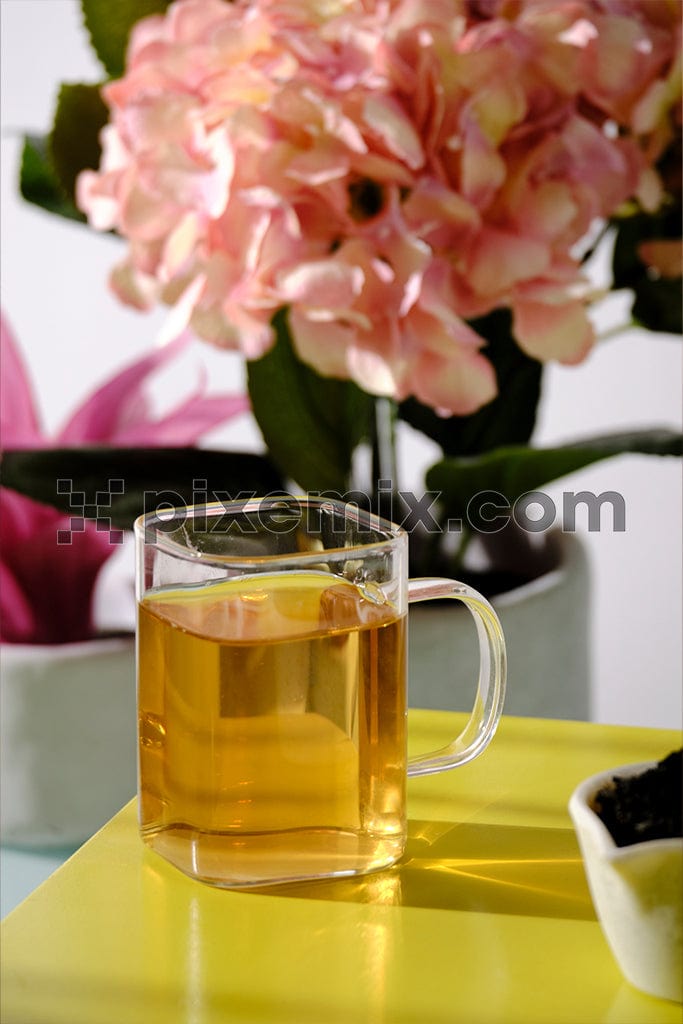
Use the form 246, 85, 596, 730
2, 712, 682, 1024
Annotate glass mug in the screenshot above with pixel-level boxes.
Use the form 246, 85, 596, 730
134, 496, 506, 888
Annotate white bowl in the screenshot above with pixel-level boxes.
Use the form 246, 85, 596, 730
569, 762, 682, 1003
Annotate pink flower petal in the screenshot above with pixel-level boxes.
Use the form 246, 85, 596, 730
110, 260, 160, 310
120, 183, 179, 242
511, 181, 578, 243
166, 0, 234, 45
56, 320, 249, 448
113, 392, 249, 446
0, 489, 114, 644
286, 145, 350, 186
287, 310, 354, 379
161, 212, 201, 280
401, 307, 498, 415
76, 168, 122, 231
56, 334, 189, 444
276, 260, 364, 313
513, 298, 594, 364
363, 95, 424, 170
0, 312, 43, 448
460, 128, 506, 210
466, 228, 550, 298
0, 559, 36, 643
347, 345, 398, 397
411, 347, 498, 416
402, 179, 480, 250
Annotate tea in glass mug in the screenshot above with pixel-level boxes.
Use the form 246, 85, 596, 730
134, 497, 506, 887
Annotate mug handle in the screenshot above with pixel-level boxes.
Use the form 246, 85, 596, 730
406, 578, 507, 778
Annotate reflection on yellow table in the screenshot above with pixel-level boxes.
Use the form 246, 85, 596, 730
2, 712, 681, 1024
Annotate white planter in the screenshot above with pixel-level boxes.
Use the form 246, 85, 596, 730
408, 531, 591, 719
0, 637, 137, 848
569, 763, 683, 1002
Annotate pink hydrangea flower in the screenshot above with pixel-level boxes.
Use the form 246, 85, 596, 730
77, 0, 681, 416
0, 313, 248, 643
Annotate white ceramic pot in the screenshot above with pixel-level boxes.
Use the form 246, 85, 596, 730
0, 637, 137, 848
408, 530, 590, 719
569, 763, 683, 1003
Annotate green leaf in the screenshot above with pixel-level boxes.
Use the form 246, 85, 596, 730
399, 310, 543, 457
19, 81, 110, 223
81, 0, 172, 79
49, 83, 109, 204
612, 205, 682, 336
1, 448, 285, 531
426, 428, 683, 523
19, 135, 85, 222
247, 311, 375, 493
630, 275, 682, 335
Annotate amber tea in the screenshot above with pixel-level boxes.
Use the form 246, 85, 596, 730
138, 571, 407, 887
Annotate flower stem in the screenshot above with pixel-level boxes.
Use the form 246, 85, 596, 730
372, 397, 397, 518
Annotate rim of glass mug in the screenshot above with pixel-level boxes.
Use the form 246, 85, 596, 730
134, 494, 507, 779
134, 495, 405, 565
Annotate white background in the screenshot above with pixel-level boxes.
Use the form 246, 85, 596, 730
2, 0, 681, 728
